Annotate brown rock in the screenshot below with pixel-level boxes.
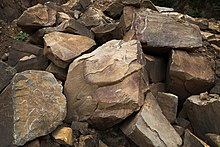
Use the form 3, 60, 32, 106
121, 92, 182, 147
208, 21, 220, 33
183, 129, 210, 147
17, 4, 57, 33
149, 82, 166, 97
0, 61, 16, 92
44, 31, 96, 68
78, 135, 99, 147
167, 50, 215, 105
141, 0, 158, 11
184, 93, 220, 140
64, 40, 146, 129
156, 92, 178, 123
71, 121, 89, 135
23, 139, 40, 147
40, 135, 60, 147
61, 0, 92, 12
121, 0, 141, 7
0, 70, 66, 146
122, 6, 135, 31
134, 10, 202, 53
46, 63, 67, 81
205, 133, 220, 147
52, 126, 73, 146
123, 29, 136, 41
103, 2, 124, 19
173, 125, 185, 137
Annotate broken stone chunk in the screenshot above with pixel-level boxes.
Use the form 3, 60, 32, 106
52, 126, 73, 146
205, 133, 220, 147
104, 2, 124, 19
0, 70, 66, 146
121, 92, 182, 147
46, 63, 67, 81
64, 40, 146, 129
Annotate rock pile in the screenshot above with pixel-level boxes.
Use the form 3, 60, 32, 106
0, 0, 220, 146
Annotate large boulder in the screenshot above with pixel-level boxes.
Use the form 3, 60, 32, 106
167, 50, 215, 105
0, 70, 66, 146
133, 9, 202, 54
17, 4, 57, 33
43, 31, 96, 68
64, 40, 146, 129
184, 92, 220, 140
121, 92, 182, 147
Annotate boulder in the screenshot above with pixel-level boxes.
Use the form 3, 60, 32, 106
156, 92, 178, 123
0, 61, 16, 92
8, 41, 48, 72
52, 126, 73, 146
121, 0, 141, 7
167, 50, 215, 105
43, 31, 96, 68
133, 10, 202, 54
121, 92, 182, 147
46, 63, 67, 81
183, 129, 210, 147
184, 92, 220, 140
0, 70, 66, 146
205, 133, 220, 147
64, 40, 146, 129
17, 4, 57, 33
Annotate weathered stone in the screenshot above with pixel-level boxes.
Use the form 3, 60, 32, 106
44, 31, 96, 68
201, 31, 215, 40
62, 0, 92, 12
71, 121, 89, 135
64, 40, 146, 129
140, 0, 158, 11
8, 41, 48, 72
121, 92, 182, 147
104, 2, 124, 19
57, 12, 71, 24
40, 135, 60, 147
121, 0, 141, 7
0, 70, 66, 146
46, 63, 67, 81
0, 61, 16, 92
208, 21, 220, 33
78, 135, 99, 147
23, 139, 40, 147
123, 29, 136, 41
149, 82, 166, 97
205, 133, 220, 147
17, 4, 57, 33
184, 93, 220, 140
156, 6, 174, 12
183, 129, 210, 147
144, 55, 166, 83
173, 125, 185, 137
134, 10, 202, 53
167, 50, 215, 105
156, 92, 178, 123
175, 118, 191, 129
215, 60, 220, 78
79, 7, 113, 28
122, 6, 135, 31
210, 83, 220, 95
52, 126, 73, 146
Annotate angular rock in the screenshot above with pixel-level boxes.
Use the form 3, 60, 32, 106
62, 0, 92, 12
140, 0, 158, 11
121, 92, 182, 147
156, 92, 178, 123
8, 41, 48, 72
205, 133, 220, 147
183, 129, 210, 147
23, 139, 40, 147
173, 125, 185, 137
52, 126, 73, 146
156, 6, 174, 12
17, 4, 57, 33
0, 70, 66, 146
123, 29, 136, 41
104, 2, 124, 19
134, 10, 202, 53
122, 6, 135, 31
121, 0, 141, 7
201, 31, 215, 40
175, 118, 191, 129
0, 61, 16, 92
71, 121, 89, 135
46, 63, 67, 81
78, 135, 98, 147
64, 40, 146, 129
149, 82, 166, 97
184, 93, 220, 140
144, 55, 166, 83
167, 50, 215, 105
44, 31, 96, 68
208, 21, 220, 33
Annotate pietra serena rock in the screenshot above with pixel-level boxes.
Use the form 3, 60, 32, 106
64, 40, 146, 129
0, 70, 66, 146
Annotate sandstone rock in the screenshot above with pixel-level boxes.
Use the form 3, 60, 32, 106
52, 126, 73, 146
43, 31, 96, 68
64, 40, 146, 129
149, 82, 166, 97
205, 133, 220, 147
183, 129, 210, 147
134, 10, 202, 53
17, 4, 57, 33
173, 125, 185, 137
208, 21, 220, 33
156, 92, 178, 123
23, 139, 40, 147
104, 2, 124, 19
167, 50, 215, 105
8, 41, 48, 72
201, 31, 215, 40
71, 121, 89, 135
121, 0, 141, 7
184, 93, 220, 140
175, 118, 191, 129
46, 63, 67, 81
156, 6, 174, 12
140, 0, 158, 11
0, 70, 66, 146
123, 29, 136, 41
62, 0, 92, 12
121, 92, 182, 147
144, 55, 166, 83
0, 61, 16, 92
122, 6, 135, 31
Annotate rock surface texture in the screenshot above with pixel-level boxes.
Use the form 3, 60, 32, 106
0, 70, 66, 146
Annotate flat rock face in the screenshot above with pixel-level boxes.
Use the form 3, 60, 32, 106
184, 93, 220, 140
17, 4, 57, 33
64, 40, 146, 129
0, 70, 66, 146
133, 9, 202, 53
167, 50, 215, 104
44, 32, 96, 68
121, 92, 182, 147
0, 61, 16, 92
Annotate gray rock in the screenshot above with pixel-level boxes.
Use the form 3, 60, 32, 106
122, 6, 135, 31
46, 63, 67, 81
149, 82, 166, 97
104, 2, 124, 19
205, 133, 220, 147
121, 92, 182, 147
0, 70, 66, 146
